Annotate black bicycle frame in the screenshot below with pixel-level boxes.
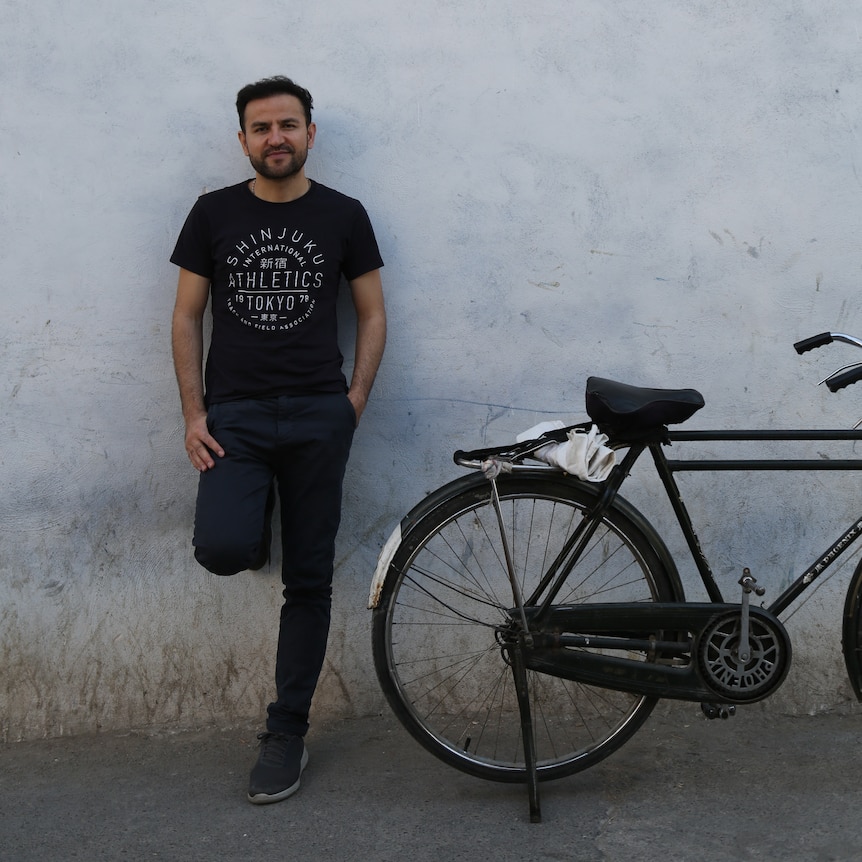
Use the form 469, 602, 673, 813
654, 428, 862, 614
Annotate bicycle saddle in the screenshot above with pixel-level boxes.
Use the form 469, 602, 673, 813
586, 376, 705, 432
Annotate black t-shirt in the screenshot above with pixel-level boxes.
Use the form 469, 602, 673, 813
171, 180, 383, 405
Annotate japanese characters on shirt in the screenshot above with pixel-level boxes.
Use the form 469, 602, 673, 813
226, 226, 325, 332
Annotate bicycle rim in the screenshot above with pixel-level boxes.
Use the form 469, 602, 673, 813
372, 473, 677, 783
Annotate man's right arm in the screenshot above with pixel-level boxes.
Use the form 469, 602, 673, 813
171, 268, 224, 471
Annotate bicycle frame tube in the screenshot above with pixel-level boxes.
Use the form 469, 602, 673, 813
528, 445, 648, 618
654, 428, 862, 610
667, 429, 862, 471
768, 517, 862, 616
649, 443, 726, 603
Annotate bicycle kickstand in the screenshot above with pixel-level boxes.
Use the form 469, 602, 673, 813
509, 636, 542, 823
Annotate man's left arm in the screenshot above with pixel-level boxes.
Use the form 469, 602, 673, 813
346, 268, 386, 425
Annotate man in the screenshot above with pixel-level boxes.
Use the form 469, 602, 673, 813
170, 76, 386, 805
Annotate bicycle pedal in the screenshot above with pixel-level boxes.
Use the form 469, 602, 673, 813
739, 567, 766, 597
701, 702, 736, 720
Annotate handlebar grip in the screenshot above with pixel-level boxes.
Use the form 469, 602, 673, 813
794, 333, 834, 354
826, 366, 862, 392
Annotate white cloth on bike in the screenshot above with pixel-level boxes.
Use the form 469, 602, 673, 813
517, 422, 616, 482
516, 420, 566, 451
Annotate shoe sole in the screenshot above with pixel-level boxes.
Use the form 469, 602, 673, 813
247, 748, 309, 805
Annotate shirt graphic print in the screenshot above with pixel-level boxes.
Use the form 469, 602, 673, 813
226, 226, 326, 333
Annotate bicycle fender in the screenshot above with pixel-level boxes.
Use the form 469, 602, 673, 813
368, 523, 402, 608
367, 472, 494, 609
368, 470, 686, 608
606, 488, 686, 603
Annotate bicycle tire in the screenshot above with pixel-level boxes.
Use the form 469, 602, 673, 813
372, 471, 682, 783
842, 555, 862, 701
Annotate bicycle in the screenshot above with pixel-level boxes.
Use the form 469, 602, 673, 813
368, 332, 862, 822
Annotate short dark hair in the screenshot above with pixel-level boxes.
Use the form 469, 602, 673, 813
236, 76, 313, 131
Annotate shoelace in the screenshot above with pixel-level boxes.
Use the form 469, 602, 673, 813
256, 732, 295, 766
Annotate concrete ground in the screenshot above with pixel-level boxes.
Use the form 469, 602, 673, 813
2, 703, 861, 862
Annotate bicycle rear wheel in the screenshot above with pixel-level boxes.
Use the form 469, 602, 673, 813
372, 471, 681, 783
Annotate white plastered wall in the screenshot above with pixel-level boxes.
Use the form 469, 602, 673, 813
2, 0, 861, 740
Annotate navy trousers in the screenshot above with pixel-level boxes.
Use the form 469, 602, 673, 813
193, 393, 356, 737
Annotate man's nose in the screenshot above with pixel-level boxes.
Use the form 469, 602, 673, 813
266, 125, 286, 144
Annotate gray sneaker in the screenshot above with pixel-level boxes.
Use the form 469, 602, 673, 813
247, 732, 308, 804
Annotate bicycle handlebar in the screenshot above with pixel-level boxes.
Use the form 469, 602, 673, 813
794, 332, 834, 353
794, 332, 862, 392
825, 366, 862, 392
794, 332, 862, 354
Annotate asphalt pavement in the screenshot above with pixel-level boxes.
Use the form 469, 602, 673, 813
2, 703, 861, 861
